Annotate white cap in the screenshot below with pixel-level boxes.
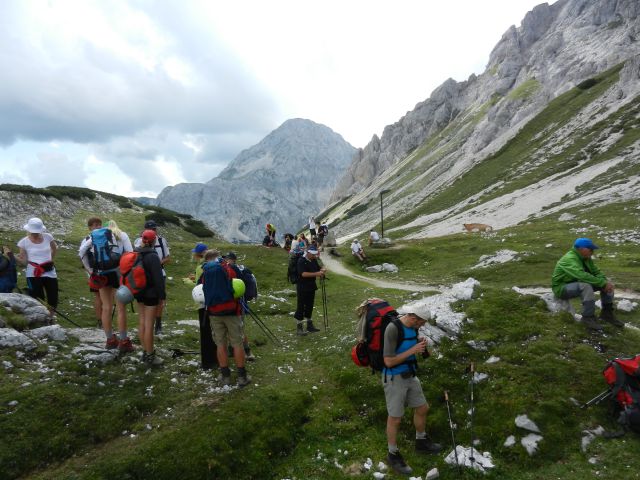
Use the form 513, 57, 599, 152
23, 217, 46, 233
398, 305, 431, 322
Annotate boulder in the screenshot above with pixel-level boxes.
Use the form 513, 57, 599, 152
0, 328, 37, 350
365, 265, 383, 273
515, 414, 541, 433
521, 433, 543, 455
381, 263, 398, 273
28, 325, 67, 342
0, 293, 51, 327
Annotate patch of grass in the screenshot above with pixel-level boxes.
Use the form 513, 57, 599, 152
507, 78, 541, 100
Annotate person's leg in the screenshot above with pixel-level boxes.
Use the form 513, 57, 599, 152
386, 415, 402, 449
212, 317, 231, 384
99, 287, 118, 347
294, 285, 307, 336
141, 304, 155, 354
597, 287, 623, 326
93, 290, 102, 327
27, 277, 44, 301
561, 282, 601, 330
304, 290, 319, 332
413, 403, 428, 433
43, 277, 59, 310
116, 299, 134, 352
199, 308, 217, 369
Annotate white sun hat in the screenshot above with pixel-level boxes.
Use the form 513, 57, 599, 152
23, 217, 47, 234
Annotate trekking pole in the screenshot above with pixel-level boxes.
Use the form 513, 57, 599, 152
444, 390, 461, 472
31, 295, 82, 328
320, 276, 329, 330
580, 389, 612, 409
469, 362, 476, 466
242, 300, 281, 345
169, 347, 198, 358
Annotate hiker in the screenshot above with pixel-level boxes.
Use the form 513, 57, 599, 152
308, 216, 317, 237
262, 235, 275, 247
369, 230, 380, 246
266, 223, 277, 243
294, 246, 325, 335
223, 251, 255, 361
16, 218, 58, 316
134, 220, 170, 335
382, 305, 442, 475
79, 219, 134, 352
317, 221, 329, 250
0, 246, 18, 293
552, 237, 623, 331
351, 239, 367, 262
193, 246, 218, 370
202, 249, 250, 387
79, 217, 104, 327
134, 229, 166, 366
283, 233, 294, 252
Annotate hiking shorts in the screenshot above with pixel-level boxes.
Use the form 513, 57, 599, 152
211, 315, 243, 347
382, 374, 427, 417
135, 295, 160, 307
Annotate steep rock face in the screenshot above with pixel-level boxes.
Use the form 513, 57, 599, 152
156, 119, 356, 242
329, 0, 640, 204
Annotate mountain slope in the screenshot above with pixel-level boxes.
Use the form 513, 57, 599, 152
156, 118, 356, 242
324, 0, 640, 242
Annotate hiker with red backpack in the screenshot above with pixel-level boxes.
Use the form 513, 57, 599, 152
222, 251, 256, 361
126, 229, 166, 366
79, 219, 134, 352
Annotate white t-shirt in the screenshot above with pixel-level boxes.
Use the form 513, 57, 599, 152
351, 241, 362, 254
17, 233, 57, 278
309, 218, 316, 230
79, 231, 133, 272
370, 231, 380, 242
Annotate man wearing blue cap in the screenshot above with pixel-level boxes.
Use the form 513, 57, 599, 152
552, 238, 622, 331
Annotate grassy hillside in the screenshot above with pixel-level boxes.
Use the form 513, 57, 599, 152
1, 193, 639, 479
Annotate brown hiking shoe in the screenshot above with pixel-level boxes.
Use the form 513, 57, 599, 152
105, 335, 119, 349
118, 337, 135, 353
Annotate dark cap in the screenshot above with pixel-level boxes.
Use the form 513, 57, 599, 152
144, 220, 158, 229
224, 251, 237, 260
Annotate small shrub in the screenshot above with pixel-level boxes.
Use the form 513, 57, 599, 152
577, 78, 598, 90
183, 219, 214, 237
145, 212, 180, 226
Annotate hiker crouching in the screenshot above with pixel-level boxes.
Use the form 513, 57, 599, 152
552, 237, 623, 332
294, 246, 325, 335
382, 306, 441, 475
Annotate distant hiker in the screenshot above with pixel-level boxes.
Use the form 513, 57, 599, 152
552, 237, 622, 331
202, 249, 250, 387
194, 246, 217, 370
294, 246, 325, 335
17, 218, 58, 316
382, 305, 442, 475
351, 239, 367, 262
0, 246, 18, 293
308, 216, 317, 237
369, 230, 380, 246
134, 220, 170, 335
223, 251, 255, 361
79, 219, 134, 352
262, 235, 275, 247
266, 223, 277, 242
283, 233, 294, 252
80, 217, 104, 327
297, 233, 308, 251
133, 229, 166, 366
317, 221, 329, 250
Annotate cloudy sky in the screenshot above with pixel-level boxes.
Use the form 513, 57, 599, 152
0, 0, 549, 198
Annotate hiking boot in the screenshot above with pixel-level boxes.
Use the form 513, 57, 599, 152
415, 436, 443, 454
154, 319, 163, 335
306, 321, 321, 333
245, 351, 256, 362
144, 350, 164, 367
387, 451, 412, 475
581, 315, 603, 331
237, 375, 251, 388
600, 308, 624, 327
217, 373, 231, 386
118, 337, 135, 354
105, 335, 119, 350
296, 322, 307, 336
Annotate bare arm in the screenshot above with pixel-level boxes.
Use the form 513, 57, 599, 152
17, 247, 27, 266
50, 241, 57, 259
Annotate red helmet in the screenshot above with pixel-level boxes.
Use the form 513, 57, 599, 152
351, 343, 369, 367
141, 229, 157, 244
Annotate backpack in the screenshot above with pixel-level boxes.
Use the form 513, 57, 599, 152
119, 252, 147, 295
0, 253, 9, 275
90, 228, 121, 272
319, 225, 328, 236
603, 355, 640, 433
351, 298, 405, 371
287, 251, 303, 284
202, 261, 239, 316
238, 266, 258, 302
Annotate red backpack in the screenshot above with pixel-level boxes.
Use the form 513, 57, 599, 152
603, 355, 640, 433
351, 299, 404, 371
119, 252, 147, 295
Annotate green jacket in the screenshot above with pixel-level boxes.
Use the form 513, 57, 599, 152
551, 248, 607, 297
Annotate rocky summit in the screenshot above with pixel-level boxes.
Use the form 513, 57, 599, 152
156, 118, 356, 242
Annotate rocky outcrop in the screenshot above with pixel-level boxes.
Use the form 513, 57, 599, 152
0, 293, 52, 327
157, 119, 356, 242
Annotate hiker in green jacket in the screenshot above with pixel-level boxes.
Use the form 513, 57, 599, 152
551, 237, 623, 331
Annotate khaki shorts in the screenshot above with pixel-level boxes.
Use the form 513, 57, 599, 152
211, 315, 243, 347
382, 373, 427, 417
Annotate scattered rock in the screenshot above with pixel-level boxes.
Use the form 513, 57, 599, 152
0, 314, 5, 328
581, 426, 605, 452
444, 446, 494, 473
515, 414, 541, 433
84, 352, 118, 364
0, 328, 37, 350
343, 462, 362, 475
373, 472, 386, 479
521, 433, 543, 455
558, 213, 576, 221
588, 457, 598, 464
451, 278, 479, 300
504, 435, 516, 447
426, 467, 439, 480
0, 293, 52, 327
485, 356, 500, 364
539, 292, 575, 314
473, 372, 489, 384
28, 325, 67, 342
467, 340, 488, 351
365, 265, 383, 273
617, 299, 638, 312
472, 250, 520, 269
381, 263, 398, 273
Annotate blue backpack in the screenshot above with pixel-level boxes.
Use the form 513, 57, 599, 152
89, 228, 121, 273
238, 266, 258, 301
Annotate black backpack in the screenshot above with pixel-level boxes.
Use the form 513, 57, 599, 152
0, 253, 10, 275
238, 266, 258, 302
287, 252, 302, 284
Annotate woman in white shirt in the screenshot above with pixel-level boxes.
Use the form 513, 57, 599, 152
17, 218, 58, 315
79, 219, 134, 352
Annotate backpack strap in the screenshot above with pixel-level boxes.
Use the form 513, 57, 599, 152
158, 237, 166, 259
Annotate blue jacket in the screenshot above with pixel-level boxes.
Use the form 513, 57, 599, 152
0, 254, 17, 293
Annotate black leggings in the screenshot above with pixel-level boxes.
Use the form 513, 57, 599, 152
294, 288, 316, 320
27, 277, 59, 309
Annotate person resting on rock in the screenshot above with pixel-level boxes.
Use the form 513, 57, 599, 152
551, 237, 623, 332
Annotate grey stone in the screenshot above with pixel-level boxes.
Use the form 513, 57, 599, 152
0, 314, 5, 328
365, 265, 383, 273
381, 263, 398, 273
0, 293, 51, 327
504, 435, 516, 447
515, 414, 541, 433
521, 433, 543, 455
0, 328, 37, 350
426, 467, 439, 480
28, 325, 67, 342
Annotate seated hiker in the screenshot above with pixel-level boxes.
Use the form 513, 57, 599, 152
0, 246, 18, 293
351, 239, 367, 262
552, 237, 623, 331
